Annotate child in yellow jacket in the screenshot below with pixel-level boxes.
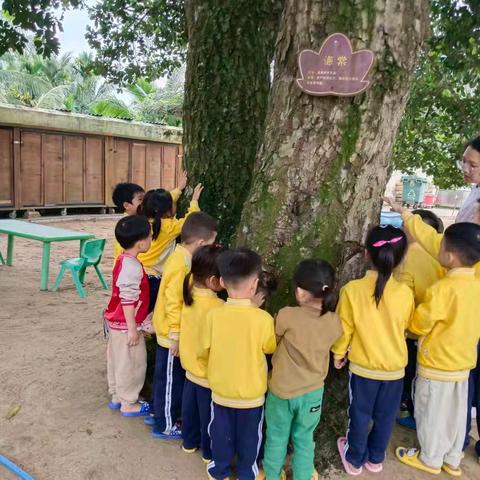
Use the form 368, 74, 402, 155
201, 248, 276, 480
179, 244, 224, 462
386, 198, 480, 456
136, 183, 202, 311
396, 223, 480, 476
149, 212, 218, 439
395, 209, 445, 429
332, 225, 414, 476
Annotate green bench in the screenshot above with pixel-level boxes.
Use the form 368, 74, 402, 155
0, 219, 95, 290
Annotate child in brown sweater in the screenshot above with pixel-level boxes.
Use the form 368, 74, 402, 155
262, 259, 342, 480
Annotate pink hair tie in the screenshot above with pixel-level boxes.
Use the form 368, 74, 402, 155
372, 236, 403, 248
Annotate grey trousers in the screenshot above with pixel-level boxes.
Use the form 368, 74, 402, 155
415, 376, 468, 469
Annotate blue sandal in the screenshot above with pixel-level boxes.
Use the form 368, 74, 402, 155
121, 401, 150, 417
108, 401, 121, 410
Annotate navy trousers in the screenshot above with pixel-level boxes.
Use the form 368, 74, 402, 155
402, 338, 418, 416
147, 275, 161, 313
346, 374, 403, 468
464, 343, 480, 456
182, 378, 212, 460
208, 403, 264, 480
153, 345, 185, 432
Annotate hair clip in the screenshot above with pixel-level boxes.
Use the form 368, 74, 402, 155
322, 285, 329, 291
372, 236, 403, 248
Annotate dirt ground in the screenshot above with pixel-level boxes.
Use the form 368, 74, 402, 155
0, 215, 478, 480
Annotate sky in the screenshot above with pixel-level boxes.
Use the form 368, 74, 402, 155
57, 8, 92, 56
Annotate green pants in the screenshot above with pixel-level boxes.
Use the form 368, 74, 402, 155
263, 388, 324, 480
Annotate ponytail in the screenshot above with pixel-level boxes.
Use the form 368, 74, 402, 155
152, 214, 162, 241
185, 245, 223, 307
140, 189, 173, 241
183, 273, 194, 306
366, 225, 408, 307
372, 247, 395, 306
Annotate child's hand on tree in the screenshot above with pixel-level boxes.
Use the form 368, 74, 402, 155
177, 171, 188, 191
383, 196, 405, 214
127, 328, 140, 347
334, 356, 348, 369
192, 184, 204, 202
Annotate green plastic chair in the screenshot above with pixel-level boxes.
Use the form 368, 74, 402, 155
0, 251, 4, 265
53, 239, 108, 297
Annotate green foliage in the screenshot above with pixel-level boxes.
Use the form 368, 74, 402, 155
393, 0, 480, 188
0, 49, 184, 126
86, 0, 186, 84
0, 1, 81, 56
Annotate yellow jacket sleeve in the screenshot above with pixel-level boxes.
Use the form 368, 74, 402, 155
331, 288, 354, 360
402, 212, 442, 260
165, 268, 186, 339
164, 200, 201, 239
113, 239, 123, 263
197, 311, 212, 364
170, 188, 181, 203
395, 269, 415, 295
263, 317, 277, 354
410, 285, 444, 337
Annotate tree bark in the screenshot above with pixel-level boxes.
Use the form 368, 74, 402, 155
183, 0, 283, 243
237, 0, 429, 469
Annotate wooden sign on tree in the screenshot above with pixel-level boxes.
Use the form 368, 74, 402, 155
296, 33, 374, 96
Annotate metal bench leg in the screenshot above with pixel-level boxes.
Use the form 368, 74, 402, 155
6, 234, 14, 265
40, 242, 51, 291
95, 265, 108, 289
53, 265, 66, 292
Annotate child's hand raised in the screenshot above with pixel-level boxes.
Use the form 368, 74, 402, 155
177, 170, 188, 191
383, 196, 405, 214
334, 357, 348, 369
192, 184, 204, 202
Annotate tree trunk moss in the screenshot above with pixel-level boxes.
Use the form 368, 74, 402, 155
237, 0, 429, 470
182, 0, 283, 244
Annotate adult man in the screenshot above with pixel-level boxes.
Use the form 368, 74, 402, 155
456, 136, 480, 223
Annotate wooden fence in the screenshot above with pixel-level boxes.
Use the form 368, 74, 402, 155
0, 108, 183, 213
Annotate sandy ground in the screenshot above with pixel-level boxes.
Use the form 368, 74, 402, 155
0, 215, 478, 480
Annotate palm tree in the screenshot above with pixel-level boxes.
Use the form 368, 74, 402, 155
0, 49, 184, 126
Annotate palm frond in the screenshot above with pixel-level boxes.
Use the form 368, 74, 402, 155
90, 97, 134, 119
36, 85, 72, 110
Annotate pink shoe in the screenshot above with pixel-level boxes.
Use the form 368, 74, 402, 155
337, 437, 363, 476
365, 461, 384, 473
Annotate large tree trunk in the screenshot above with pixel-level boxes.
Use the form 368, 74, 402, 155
237, 0, 429, 469
183, 0, 283, 243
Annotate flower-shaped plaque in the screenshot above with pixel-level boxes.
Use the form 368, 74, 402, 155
296, 33, 374, 97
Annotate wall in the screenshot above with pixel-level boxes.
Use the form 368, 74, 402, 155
0, 107, 183, 212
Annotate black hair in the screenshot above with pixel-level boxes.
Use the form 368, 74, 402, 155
217, 247, 262, 286
256, 271, 278, 298
366, 225, 408, 306
112, 183, 145, 212
293, 259, 337, 313
443, 223, 480, 266
138, 189, 173, 241
412, 209, 444, 233
115, 215, 151, 250
181, 212, 218, 244
183, 244, 223, 306
466, 136, 480, 153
